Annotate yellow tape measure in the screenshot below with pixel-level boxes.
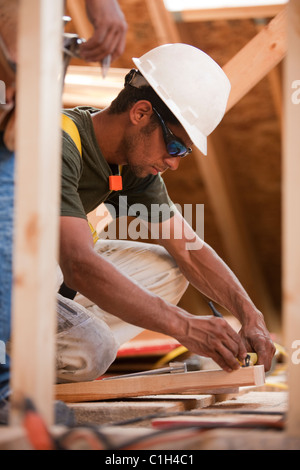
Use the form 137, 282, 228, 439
238, 352, 258, 367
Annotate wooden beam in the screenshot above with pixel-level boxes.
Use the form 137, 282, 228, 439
175, 4, 286, 23
282, 0, 300, 438
55, 365, 265, 403
63, 65, 129, 108
65, 0, 93, 41
224, 7, 287, 112
10, 0, 63, 426
145, 0, 181, 44
255, 20, 283, 127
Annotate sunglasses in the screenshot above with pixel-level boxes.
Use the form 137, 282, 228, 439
153, 108, 192, 158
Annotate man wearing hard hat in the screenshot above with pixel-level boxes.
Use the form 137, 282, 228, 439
57, 44, 275, 383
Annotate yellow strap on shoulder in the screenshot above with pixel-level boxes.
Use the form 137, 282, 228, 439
61, 113, 82, 157
61, 113, 99, 244
88, 221, 99, 244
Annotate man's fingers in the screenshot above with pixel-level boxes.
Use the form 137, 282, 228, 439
79, 22, 127, 62
207, 320, 248, 371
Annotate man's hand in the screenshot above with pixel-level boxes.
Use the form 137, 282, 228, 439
80, 0, 127, 63
175, 314, 248, 372
239, 313, 276, 371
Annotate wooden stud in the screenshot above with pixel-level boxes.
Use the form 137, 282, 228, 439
224, 8, 287, 113
177, 4, 286, 23
55, 365, 265, 403
63, 65, 128, 108
10, 0, 63, 426
282, 0, 300, 438
66, 0, 93, 42
145, 0, 181, 44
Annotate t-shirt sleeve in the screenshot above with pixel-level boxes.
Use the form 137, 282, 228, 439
105, 173, 176, 223
60, 132, 87, 220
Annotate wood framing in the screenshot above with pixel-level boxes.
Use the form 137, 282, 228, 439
55, 365, 265, 403
66, 0, 93, 42
282, 0, 300, 437
63, 65, 128, 108
223, 7, 287, 112
10, 0, 63, 426
145, 0, 180, 44
175, 4, 286, 23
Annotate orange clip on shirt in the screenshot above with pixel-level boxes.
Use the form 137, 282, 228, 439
109, 174, 123, 191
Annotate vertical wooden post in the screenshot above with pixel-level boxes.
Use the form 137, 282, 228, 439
283, 0, 300, 437
10, 0, 63, 425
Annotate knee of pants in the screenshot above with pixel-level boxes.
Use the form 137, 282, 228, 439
56, 313, 119, 383
94, 239, 189, 305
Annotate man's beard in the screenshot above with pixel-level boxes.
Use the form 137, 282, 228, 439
122, 134, 148, 179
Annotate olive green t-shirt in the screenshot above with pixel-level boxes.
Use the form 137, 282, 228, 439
61, 106, 175, 223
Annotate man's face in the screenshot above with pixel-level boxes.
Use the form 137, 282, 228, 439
125, 116, 193, 179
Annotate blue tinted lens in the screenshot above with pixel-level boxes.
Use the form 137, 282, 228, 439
167, 140, 188, 156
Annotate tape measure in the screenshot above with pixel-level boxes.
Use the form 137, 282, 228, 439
238, 352, 258, 367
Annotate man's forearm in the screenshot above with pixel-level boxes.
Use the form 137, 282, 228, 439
61, 246, 188, 338
156, 210, 262, 325
180, 241, 262, 323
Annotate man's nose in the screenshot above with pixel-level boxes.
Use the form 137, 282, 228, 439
164, 156, 181, 171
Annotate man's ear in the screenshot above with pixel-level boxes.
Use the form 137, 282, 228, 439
129, 100, 153, 125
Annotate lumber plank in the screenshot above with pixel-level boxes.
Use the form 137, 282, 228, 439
177, 4, 286, 22
145, 0, 180, 44
135, 394, 215, 410
69, 400, 186, 425
151, 413, 284, 431
55, 365, 265, 403
10, 0, 63, 426
282, 0, 300, 438
66, 0, 93, 42
224, 7, 287, 112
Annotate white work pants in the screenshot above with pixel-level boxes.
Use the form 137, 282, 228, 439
56, 239, 188, 383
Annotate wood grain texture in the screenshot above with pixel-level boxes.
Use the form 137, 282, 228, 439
10, 0, 63, 426
55, 366, 265, 403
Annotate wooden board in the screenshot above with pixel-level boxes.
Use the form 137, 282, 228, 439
55, 365, 265, 403
69, 400, 186, 426
151, 414, 284, 431
283, 0, 300, 438
10, 0, 63, 427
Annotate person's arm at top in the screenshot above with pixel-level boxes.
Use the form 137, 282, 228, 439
59, 215, 248, 371
79, 0, 127, 63
154, 208, 275, 371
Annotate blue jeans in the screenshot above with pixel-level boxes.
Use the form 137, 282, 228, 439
0, 133, 14, 400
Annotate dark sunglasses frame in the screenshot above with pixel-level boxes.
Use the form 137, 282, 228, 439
152, 108, 192, 158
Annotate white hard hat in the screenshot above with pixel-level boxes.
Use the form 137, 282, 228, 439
132, 44, 231, 155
